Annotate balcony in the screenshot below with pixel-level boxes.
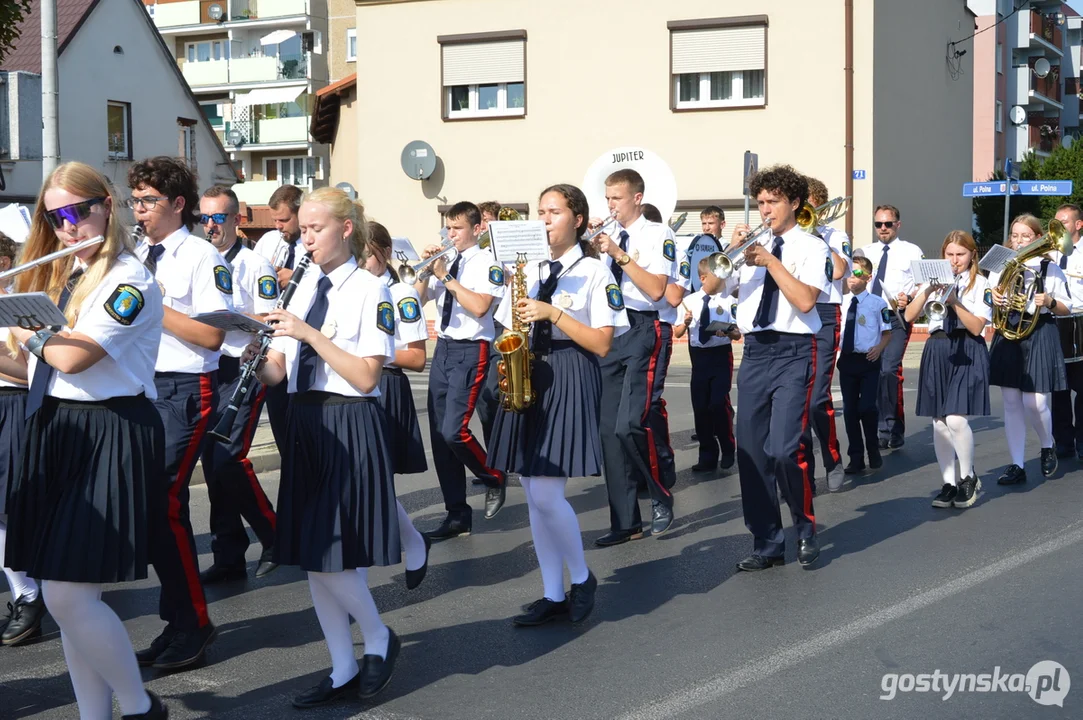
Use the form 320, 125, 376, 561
1030, 11, 1064, 54
182, 55, 309, 88
153, 0, 199, 28
152, 0, 310, 30
233, 180, 282, 206
1014, 62, 1063, 108
1029, 121, 1060, 155
182, 59, 228, 86
233, 0, 309, 20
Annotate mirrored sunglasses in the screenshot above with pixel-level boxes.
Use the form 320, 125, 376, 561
44, 197, 106, 229
200, 213, 230, 225
852, 269, 868, 277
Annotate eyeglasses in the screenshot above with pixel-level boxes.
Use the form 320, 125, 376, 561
873, 221, 896, 229
126, 195, 165, 210
851, 269, 868, 277
44, 197, 106, 229
200, 213, 230, 225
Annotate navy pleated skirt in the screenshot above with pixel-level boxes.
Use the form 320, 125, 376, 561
4, 394, 163, 583
989, 315, 1067, 393
377, 368, 427, 475
0, 388, 27, 515
487, 341, 604, 477
275, 392, 401, 572
916, 331, 990, 417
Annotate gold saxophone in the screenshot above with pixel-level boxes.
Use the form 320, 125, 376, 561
993, 219, 1072, 340
493, 252, 534, 413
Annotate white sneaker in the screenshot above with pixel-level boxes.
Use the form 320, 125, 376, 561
827, 466, 845, 492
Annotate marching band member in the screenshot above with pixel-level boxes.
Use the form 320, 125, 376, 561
487, 183, 627, 625
197, 186, 280, 584
905, 231, 991, 507
415, 202, 508, 541
860, 205, 923, 450
3, 162, 168, 717
252, 188, 401, 706
700, 206, 726, 243
364, 221, 431, 588
129, 156, 231, 670
592, 169, 679, 546
730, 165, 829, 571
1050, 203, 1083, 460
989, 214, 1072, 485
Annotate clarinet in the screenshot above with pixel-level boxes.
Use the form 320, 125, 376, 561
208, 254, 312, 443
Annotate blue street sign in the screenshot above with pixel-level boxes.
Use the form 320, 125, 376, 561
1005, 158, 1020, 180
852, 169, 866, 180
963, 181, 1007, 197
962, 180, 1073, 197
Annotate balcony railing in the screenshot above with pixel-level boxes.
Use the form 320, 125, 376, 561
229, 0, 308, 21
226, 116, 310, 146
1065, 77, 1082, 97
1029, 122, 1060, 153
152, 0, 309, 27
182, 55, 309, 86
1031, 11, 1063, 50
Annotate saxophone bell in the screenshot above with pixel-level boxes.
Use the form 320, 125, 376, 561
493, 252, 534, 413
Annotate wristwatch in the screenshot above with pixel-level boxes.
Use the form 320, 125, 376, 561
616, 253, 631, 266
441, 273, 454, 284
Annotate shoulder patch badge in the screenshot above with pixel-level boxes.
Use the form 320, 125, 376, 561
662, 237, 676, 262
213, 265, 233, 294
842, 241, 852, 258
489, 265, 505, 286
104, 284, 145, 326
731, 302, 739, 319
881, 307, 893, 324
679, 260, 691, 279
258, 275, 278, 300
397, 297, 421, 323
605, 283, 625, 311
825, 258, 834, 281
984, 287, 993, 307
377, 301, 395, 335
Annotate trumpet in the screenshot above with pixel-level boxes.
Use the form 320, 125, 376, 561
585, 212, 619, 244
706, 220, 772, 279
923, 277, 959, 323
400, 239, 456, 285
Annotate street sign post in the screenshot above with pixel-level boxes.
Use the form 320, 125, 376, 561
743, 151, 758, 224
962, 177, 1073, 245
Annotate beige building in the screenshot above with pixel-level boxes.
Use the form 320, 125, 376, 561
328, 0, 357, 82
337, 0, 976, 256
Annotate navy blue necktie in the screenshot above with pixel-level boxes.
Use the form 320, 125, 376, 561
871, 243, 889, 296
697, 294, 713, 345
285, 240, 297, 270
531, 261, 563, 355
842, 296, 858, 354
439, 254, 462, 331
295, 276, 333, 392
1061, 253, 1068, 270
610, 231, 630, 285
752, 238, 785, 329
26, 268, 84, 418
146, 243, 166, 275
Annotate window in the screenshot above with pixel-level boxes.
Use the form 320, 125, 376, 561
201, 102, 224, 128
265, 156, 321, 186
669, 17, 767, 110
996, 100, 1003, 132
346, 28, 357, 62
107, 101, 131, 160
186, 40, 227, 63
439, 30, 526, 119
996, 42, 1003, 74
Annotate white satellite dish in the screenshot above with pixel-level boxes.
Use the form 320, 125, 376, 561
582, 147, 678, 223
1034, 58, 1051, 79
1010, 105, 1027, 126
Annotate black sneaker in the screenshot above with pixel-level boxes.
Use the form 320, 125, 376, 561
136, 629, 176, 667
151, 623, 217, 670
1, 593, 45, 646
1040, 447, 1058, 477
953, 476, 981, 508
568, 571, 597, 623
931, 483, 958, 508
996, 464, 1027, 485
513, 598, 569, 627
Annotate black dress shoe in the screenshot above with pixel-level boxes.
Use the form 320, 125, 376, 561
692, 457, 719, 472
997, 464, 1027, 485
359, 628, 400, 699
136, 629, 175, 667
868, 450, 883, 469
1056, 443, 1075, 459
405, 535, 431, 590
736, 554, 784, 572
292, 674, 360, 709
798, 537, 820, 567
650, 502, 674, 536
720, 453, 736, 470
513, 598, 569, 627
568, 571, 597, 623
1, 593, 45, 646
255, 546, 279, 578
199, 563, 247, 585
594, 527, 644, 547
1040, 447, 1058, 477
424, 515, 472, 542
152, 623, 217, 670
877, 438, 890, 450
0, 601, 11, 638
484, 484, 506, 520
471, 477, 485, 485
122, 691, 169, 719
888, 436, 905, 449
843, 461, 866, 475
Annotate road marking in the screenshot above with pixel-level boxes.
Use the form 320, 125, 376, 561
616, 520, 1083, 720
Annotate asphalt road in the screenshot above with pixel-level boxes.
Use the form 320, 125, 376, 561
2, 367, 1081, 719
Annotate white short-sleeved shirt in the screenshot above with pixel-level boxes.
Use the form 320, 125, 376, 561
838, 290, 890, 353
32, 252, 163, 401
988, 256, 1072, 316
860, 238, 923, 305
735, 226, 830, 335
253, 230, 302, 271
136, 228, 234, 373
377, 269, 428, 366
220, 241, 279, 358
494, 244, 629, 344
0, 328, 26, 389
660, 226, 690, 326
271, 257, 394, 397
426, 244, 506, 341
918, 274, 992, 334
686, 289, 734, 349
818, 226, 853, 305
1049, 245, 1083, 311
609, 214, 679, 313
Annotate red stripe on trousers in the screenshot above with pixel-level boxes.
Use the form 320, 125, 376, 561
239, 386, 275, 529
797, 339, 817, 524
641, 319, 671, 497
168, 373, 214, 627
825, 304, 842, 464
458, 343, 503, 483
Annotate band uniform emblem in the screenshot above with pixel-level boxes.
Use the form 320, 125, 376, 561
377, 301, 396, 335
984, 288, 993, 307
104, 284, 145, 326
605, 283, 625, 311
258, 275, 278, 300
213, 265, 233, 294
858, 315, 867, 326
489, 265, 505, 286
731, 302, 738, 318
662, 238, 676, 262
825, 258, 834, 280
881, 307, 894, 324
679, 260, 691, 279
397, 297, 421, 323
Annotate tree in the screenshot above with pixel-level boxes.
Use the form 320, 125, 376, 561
1033, 142, 1083, 218
0, 1, 32, 69
972, 158, 1040, 247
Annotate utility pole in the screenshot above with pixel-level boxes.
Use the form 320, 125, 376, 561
42, 0, 60, 178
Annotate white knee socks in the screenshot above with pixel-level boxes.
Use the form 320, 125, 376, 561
1022, 391, 1054, 449
931, 419, 958, 486
932, 415, 976, 485
1002, 389, 1027, 466
0, 516, 39, 602
308, 569, 389, 686
395, 500, 427, 572
521, 476, 589, 602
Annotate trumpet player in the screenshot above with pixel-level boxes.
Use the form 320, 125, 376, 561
988, 214, 1072, 485
1050, 203, 1083, 460
904, 232, 990, 508
196, 187, 280, 585
415, 202, 508, 541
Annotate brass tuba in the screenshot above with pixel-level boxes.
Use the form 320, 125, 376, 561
992, 218, 1072, 340
479, 206, 522, 249
493, 252, 534, 413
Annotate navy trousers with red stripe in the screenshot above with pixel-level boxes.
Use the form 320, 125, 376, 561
878, 315, 911, 442
200, 355, 276, 568
428, 337, 504, 520
151, 371, 216, 631
599, 310, 674, 533
688, 343, 735, 463
736, 332, 817, 558
810, 303, 843, 472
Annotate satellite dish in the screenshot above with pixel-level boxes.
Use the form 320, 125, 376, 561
400, 141, 437, 180
335, 181, 357, 199
1010, 105, 1027, 126
582, 146, 678, 221
226, 129, 245, 147
1034, 58, 1051, 79
208, 3, 223, 20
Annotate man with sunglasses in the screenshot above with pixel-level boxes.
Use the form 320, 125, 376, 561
196, 187, 281, 587
128, 156, 234, 672
859, 205, 923, 450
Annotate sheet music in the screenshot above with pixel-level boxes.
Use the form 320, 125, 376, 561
0, 293, 67, 330
391, 237, 420, 263
910, 259, 954, 285
192, 311, 272, 335
0, 204, 32, 244
487, 221, 550, 265
978, 245, 1017, 273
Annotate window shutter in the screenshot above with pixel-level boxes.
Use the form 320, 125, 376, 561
442, 40, 524, 86
671, 26, 765, 75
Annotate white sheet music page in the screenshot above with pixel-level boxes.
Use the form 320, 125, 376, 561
978, 245, 1017, 273
487, 221, 550, 265
910, 259, 954, 285
391, 237, 420, 263
192, 311, 272, 335
0, 293, 68, 330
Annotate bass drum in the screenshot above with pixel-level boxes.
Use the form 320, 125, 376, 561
681, 233, 723, 293
1057, 313, 1083, 362
582, 147, 678, 224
